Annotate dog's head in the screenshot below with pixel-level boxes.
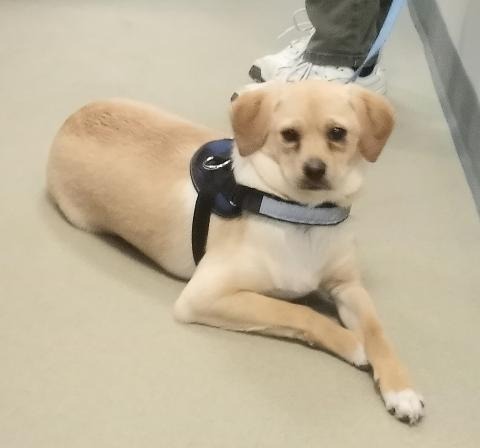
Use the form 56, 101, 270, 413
230, 80, 394, 205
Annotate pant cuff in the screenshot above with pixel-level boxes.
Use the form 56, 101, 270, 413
303, 50, 368, 68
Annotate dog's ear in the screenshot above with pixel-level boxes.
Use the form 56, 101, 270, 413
230, 86, 274, 156
350, 86, 395, 162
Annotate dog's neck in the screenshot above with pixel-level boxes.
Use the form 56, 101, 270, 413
231, 144, 363, 208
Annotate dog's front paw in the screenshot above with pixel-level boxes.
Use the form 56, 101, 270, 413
383, 389, 425, 425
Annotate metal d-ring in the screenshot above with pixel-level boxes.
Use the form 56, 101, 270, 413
202, 156, 232, 171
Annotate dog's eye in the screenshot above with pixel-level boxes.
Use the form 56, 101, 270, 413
327, 127, 347, 141
281, 128, 301, 144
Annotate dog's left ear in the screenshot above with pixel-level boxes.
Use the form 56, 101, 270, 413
350, 86, 395, 162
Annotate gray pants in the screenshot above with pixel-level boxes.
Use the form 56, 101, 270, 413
304, 0, 392, 67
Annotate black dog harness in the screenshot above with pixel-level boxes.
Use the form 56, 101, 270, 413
190, 139, 350, 264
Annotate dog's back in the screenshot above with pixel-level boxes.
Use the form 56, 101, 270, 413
47, 98, 220, 277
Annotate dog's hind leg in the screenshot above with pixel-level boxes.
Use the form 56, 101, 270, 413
51, 193, 99, 232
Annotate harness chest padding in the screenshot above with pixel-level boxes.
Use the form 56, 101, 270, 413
190, 139, 239, 264
190, 138, 240, 218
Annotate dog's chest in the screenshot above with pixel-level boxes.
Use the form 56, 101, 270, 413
246, 217, 354, 299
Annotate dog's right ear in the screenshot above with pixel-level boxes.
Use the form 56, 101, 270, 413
230, 86, 274, 156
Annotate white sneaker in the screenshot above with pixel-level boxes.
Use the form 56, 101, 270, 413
249, 34, 312, 83
249, 8, 314, 83
249, 10, 387, 94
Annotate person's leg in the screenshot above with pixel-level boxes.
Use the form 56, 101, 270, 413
248, 0, 393, 92
304, 0, 391, 68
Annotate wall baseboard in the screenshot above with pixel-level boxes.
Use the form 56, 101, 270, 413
409, 0, 480, 214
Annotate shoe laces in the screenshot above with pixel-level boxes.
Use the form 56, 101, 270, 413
285, 61, 313, 81
274, 8, 350, 82
277, 8, 313, 40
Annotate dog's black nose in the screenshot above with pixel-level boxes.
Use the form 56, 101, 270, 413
303, 158, 326, 182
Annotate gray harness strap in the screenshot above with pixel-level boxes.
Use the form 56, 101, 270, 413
259, 196, 350, 225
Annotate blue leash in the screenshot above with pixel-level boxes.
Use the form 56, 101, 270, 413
349, 0, 406, 82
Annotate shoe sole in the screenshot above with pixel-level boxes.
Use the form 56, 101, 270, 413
249, 65, 265, 83
248, 64, 386, 94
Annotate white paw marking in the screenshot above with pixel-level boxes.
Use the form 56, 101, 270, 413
383, 389, 425, 424
350, 344, 369, 368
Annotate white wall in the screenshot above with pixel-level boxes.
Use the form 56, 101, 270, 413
436, 0, 480, 86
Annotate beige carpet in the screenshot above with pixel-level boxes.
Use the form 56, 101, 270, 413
1, 1, 479, 446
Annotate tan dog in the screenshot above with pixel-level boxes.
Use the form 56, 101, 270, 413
47, 80, 424, 424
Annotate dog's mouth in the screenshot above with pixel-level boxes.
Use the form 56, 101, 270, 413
298, 179, 332, 191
